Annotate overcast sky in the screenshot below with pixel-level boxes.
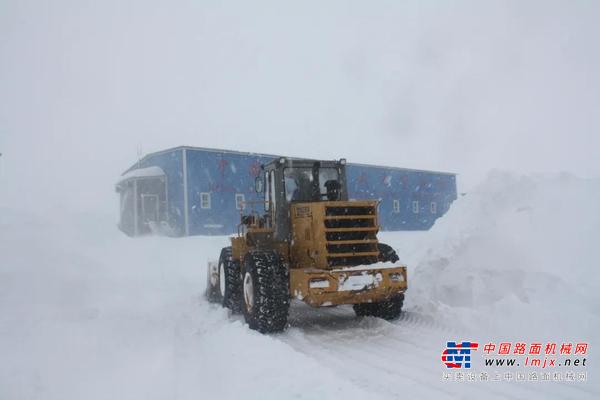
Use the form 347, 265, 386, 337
1, 0, 599, 214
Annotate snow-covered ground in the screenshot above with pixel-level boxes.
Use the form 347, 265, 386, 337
1, 171, 599, 399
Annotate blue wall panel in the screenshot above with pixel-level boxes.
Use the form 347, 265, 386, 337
347, 164, 457, 230
123, 147, 457, 236
185, 149, 275, 235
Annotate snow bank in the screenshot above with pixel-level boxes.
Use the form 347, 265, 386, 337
386, 171, 600, 338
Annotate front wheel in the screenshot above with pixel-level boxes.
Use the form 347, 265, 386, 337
242, 250, 290, 333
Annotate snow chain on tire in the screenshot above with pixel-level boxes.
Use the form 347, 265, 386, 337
377, 242, 399, 263
242, 250, 290, 333
353, 293, 404, 320
220, 247, 243, 313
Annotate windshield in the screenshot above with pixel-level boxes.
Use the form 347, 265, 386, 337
284, 167, 340, 202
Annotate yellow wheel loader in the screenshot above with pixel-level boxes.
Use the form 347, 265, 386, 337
206, 158, 407, 333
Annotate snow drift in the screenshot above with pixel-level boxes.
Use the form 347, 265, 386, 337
400, 171, 600, 339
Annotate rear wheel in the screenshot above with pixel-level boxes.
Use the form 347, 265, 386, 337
353, 294, 404, 320
242, 250, 290, 333
377, 243, 399, 263
220, 247, 243, 313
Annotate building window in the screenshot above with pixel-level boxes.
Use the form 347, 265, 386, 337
412, 200, 419, 214
431, 201, 437, 214
393, 199, 400, 213
235, 193, 245, 210
200, 192, 211, 209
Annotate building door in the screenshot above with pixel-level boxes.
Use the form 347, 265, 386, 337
141, 194, 160, 225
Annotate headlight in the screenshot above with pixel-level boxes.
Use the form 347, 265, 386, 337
389, 272, 404, 282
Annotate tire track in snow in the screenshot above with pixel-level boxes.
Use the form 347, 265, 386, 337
283, 305, 480, 399
283, 316, 494, 399
279, 305, 597, 400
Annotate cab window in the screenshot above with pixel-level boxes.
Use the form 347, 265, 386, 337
284, 167, 339, 202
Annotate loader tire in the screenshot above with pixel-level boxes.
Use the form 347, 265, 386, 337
352, 302, 377, 317
377, 243, 399, 263
242, 250, 290, 333
374, 294, 404, 320
220, 247, 243, 313
353, 293, 404, 320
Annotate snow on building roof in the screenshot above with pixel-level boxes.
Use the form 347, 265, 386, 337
123, 145, 456, 176
117, 166, 165, 184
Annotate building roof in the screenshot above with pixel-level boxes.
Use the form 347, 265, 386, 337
123, 145, 456, 176
117, 166, 165, 184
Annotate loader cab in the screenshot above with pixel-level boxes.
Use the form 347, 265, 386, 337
258, 158, 348, 241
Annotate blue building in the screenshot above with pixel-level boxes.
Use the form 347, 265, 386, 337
116, 146, 457, 236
